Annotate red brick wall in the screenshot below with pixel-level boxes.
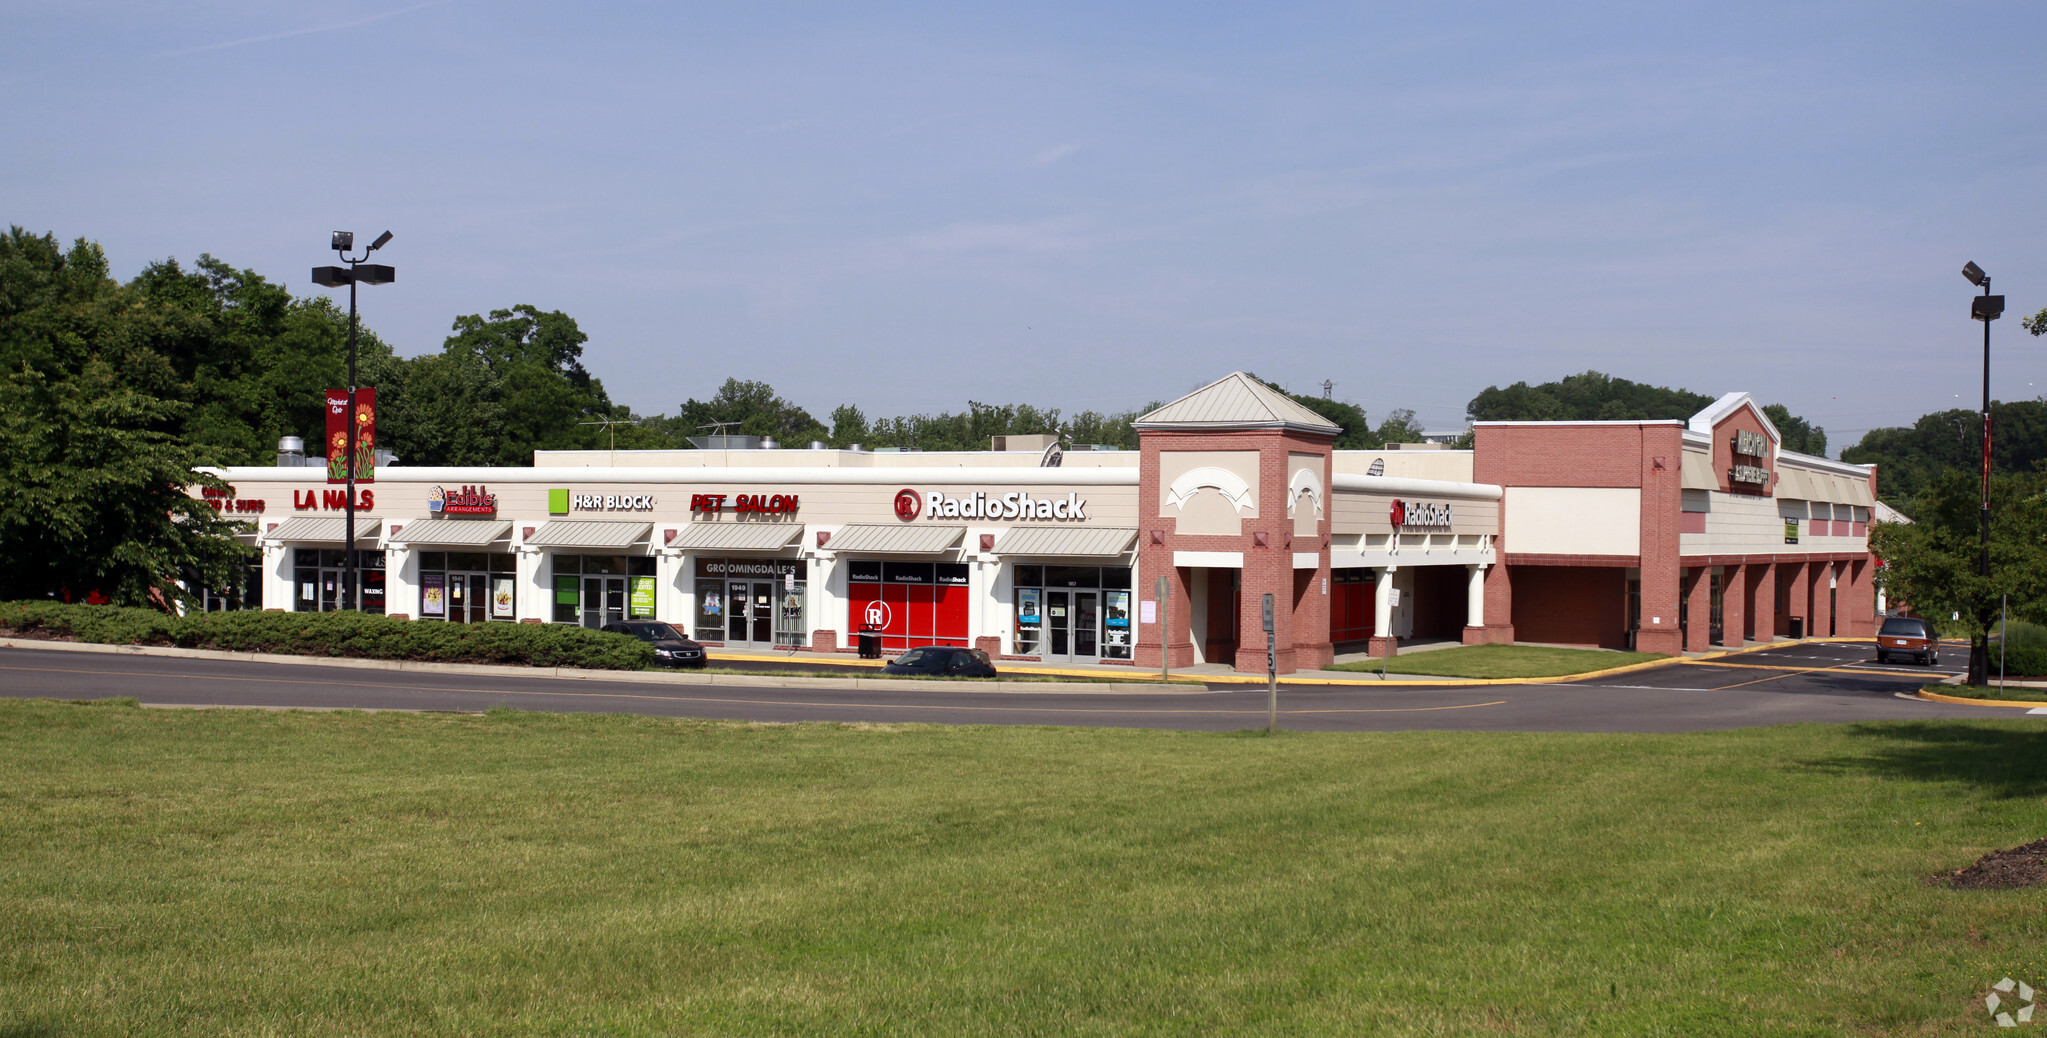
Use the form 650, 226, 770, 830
1135, 427, 1333, 674
1711, 403, 1776, 496
1476, 421, 1684, 654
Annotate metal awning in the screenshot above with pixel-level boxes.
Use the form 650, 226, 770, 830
260, 516, 382, 543
1679, 451, 1717, 491
1776, 468, 1816, 501
386, 518, 512, 546
665, 523, 803, 551
994, 526, 1137, 557
824, 524, 965, 554
524, 520, 652, 549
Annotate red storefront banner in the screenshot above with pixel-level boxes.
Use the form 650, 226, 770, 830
324, 387, 377, 484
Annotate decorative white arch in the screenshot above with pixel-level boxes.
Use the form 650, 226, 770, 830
1287, 467, 1324, 519
1164, 467, 1257, 515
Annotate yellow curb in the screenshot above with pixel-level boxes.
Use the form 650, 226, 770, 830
1916, 688, 2047, 709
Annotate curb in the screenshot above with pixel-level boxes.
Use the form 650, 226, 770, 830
1915, 687, 2047, 709
2, 633, 1868, 693
0, 638, 1197, 696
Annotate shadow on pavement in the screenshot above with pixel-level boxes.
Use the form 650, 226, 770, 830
1806, 722, 2047, 799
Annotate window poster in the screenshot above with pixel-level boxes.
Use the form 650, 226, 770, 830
1105, 590, 1131, 629
701, 588, 722, 617
629, 576, 657, 619
554, 575, 579, 606
1017, 588, 1042, 627
491, 577, 515, 619
422, 573, 446, 617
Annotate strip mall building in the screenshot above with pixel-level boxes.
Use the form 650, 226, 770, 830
196, 372, 1880, 673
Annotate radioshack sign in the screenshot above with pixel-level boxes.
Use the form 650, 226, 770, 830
904, 489, 1089, 521
1390, 499, 1452, 529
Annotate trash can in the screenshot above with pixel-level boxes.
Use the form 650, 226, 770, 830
857, 628, 882, 660
1788, 616, 1804, 640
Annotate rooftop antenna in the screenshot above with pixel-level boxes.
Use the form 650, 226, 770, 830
1320, 379, 1334, 400
578, 416, 652, 463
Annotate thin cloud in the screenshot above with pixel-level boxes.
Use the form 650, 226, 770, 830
155, 0, 460, 57
1033, 143, 1079, 166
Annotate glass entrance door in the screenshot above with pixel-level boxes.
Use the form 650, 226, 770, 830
1073, 592, 1098, 659
1044, 591, 1101, 663
583, 577, 625, 628
725, 581, 776, 645
447, 572, 491, 624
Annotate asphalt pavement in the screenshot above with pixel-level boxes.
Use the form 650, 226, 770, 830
0, 641, 2030, 732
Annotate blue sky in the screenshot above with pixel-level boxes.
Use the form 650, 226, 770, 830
7, 2, 2044, 450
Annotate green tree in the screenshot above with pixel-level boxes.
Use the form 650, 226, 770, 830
676, 379, 828, 445
381, 305, 615, 465
1870, 469, 2047, 672
1466, 371, 1714, 422
828, 404, 870, 448
0, 359, 249, 605
1372, 408, 1426, 447
1840, 401, 2047, 516
1763, 403, 1827, 456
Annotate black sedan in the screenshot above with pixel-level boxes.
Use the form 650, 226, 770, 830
882, 646, 999, 678
601, 621, 710, 668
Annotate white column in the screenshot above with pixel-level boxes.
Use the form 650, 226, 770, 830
386, 547, 418, 619
980, 557, 1009, 653
1374, 567, 1395, 638
1466, 564, 1485, 629
263, 542, 293, 611
811, 553, 839, 645
659, 551, 690, 626
517, 546, 549, 623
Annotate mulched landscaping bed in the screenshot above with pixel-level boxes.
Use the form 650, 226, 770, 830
1928, 838, 2047, 890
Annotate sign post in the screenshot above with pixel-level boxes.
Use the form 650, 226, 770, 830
1262, 592, 1277, 733
1155, 575, 1170, 684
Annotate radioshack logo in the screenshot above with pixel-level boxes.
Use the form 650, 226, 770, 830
893, 489, 922, 521
1390, 499, 1452, 529
863, 600, 892, 629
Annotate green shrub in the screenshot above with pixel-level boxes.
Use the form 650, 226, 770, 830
1989, 621, 2047, 677
0, 602, 652, 670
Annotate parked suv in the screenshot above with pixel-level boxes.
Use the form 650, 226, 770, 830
601, 621, 709, 668
1875, 616, 1939, 666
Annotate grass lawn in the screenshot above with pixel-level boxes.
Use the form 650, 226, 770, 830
1932, 684, 2047, 703
4, 701, 2047, 1036
1328, 643, 1669, 679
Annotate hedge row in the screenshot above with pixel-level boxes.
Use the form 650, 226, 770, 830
0, 602, 654, 670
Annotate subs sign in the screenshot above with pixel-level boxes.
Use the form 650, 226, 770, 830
1390, 499, 1452, 529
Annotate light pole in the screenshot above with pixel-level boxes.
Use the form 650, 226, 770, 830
1961, 260, 2004, 686
313, 231, 394, 612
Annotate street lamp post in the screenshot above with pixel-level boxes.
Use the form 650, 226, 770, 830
313, 232, 395, 612
1961, 260, 2005, 686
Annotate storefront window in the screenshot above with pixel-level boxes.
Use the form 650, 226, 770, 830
292, 548, 384, 614
1008, 565, 1133, 660
200, 560, 263, 612
848, 559, 969, 652
419, 551, 517, 623
694, 557, 806, 646
552, 554, 655, 627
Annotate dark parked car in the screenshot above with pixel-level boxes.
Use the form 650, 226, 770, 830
601, 621, 709, 668
883, 646, 998, 678
1875, 615, 1939, 666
